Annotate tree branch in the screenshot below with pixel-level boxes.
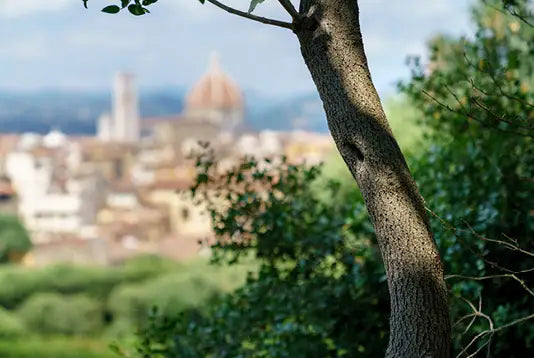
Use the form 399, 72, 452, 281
205, 0, 293, 29
278, 0, 301, 20
421, 89, 534, 138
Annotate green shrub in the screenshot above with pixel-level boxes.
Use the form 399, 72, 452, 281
0, 307, 26, 338
401, 0, 534, 355
17, 293, 103, 336
0, 215, 32, 263
108, 261, 249, 328
132, 155, 388, 358
0, 338, 118, 358
0, 255, 178, 309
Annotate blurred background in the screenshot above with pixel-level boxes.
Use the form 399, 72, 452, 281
1, 0, 533, 357
0, 0, 472, 133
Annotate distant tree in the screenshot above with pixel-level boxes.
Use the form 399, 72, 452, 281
17, 293, 103, 335
0, 307, 26, 338
0, 215, 32, 263
82, 1, 451, 355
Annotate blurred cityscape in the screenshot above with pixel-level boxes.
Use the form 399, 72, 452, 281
0, 54, 333, 267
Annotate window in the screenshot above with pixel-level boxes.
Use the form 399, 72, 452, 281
181, 207, 190, 221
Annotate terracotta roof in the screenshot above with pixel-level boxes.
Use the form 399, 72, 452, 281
186, 55, 243, 111
0, 181, 15, 196
107, 235, 205, 263
141, 115, 183, 128
73, 137, 136, 150
155, 235, 205, 260
147, 179, 193, 191
30, 146, 55, 158
0, 135, 19, 155
79, 141, 137, 160
33, 236, 93, 248
110, 180, 137, 193
70, 136, 100, 146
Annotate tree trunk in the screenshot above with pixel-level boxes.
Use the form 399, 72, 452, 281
295, 1, 451, 357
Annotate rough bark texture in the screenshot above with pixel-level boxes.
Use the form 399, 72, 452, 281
295, 1, 451, 357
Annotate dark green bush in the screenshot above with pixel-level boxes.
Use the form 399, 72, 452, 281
401, 0, 534, 355
133, 155, 389, 358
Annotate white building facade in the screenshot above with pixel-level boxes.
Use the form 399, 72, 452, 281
5, 134, 101, 242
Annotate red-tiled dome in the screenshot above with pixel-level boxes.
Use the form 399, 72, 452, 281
186, 55, 243, 111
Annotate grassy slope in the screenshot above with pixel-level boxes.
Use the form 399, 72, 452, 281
0, 338, 118, 358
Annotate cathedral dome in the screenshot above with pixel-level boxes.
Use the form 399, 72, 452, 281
185, 55, 244, 111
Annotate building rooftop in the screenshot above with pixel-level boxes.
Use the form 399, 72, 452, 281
185, 55, 243, 111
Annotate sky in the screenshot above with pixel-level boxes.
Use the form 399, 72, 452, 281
0, 0, 474, 97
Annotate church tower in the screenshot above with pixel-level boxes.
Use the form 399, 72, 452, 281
113, 72, 140, 142
97, 72, 140, 143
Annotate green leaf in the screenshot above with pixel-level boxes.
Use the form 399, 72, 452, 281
102, 5, 121, 14
197, 173, 209, 184
248, 0, 265, 13
121, 0, 131, 8
128, 4, 146, 15
83, 0, 88, 9
198, 0, 205, 4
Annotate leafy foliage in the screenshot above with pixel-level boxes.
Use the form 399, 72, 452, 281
83, 0, 267, 16
248, 0, 266, 13
133, 156, 389, 357
401, 0, 534, 355
91, 0, 158, 15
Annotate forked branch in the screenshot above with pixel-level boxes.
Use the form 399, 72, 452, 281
205, 0, 293, 29
278, 0, 301, 20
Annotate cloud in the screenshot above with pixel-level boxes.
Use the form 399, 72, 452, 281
0, 0, 71, 18
0, 35, 50, 60
0, 0, 473, 97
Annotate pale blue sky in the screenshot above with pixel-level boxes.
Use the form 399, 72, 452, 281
0, 0, 474, 96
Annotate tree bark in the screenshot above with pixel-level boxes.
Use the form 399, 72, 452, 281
295, 1, 451, 357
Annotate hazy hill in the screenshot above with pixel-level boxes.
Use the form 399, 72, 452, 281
0, 88, 328, 135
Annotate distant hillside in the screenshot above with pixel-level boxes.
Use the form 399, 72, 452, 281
0, 88, 328, 135
245, 91, 327, 133
0, 88, 186, 135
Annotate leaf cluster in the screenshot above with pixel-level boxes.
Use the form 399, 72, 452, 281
87, 0, 269, 17
134, 155, 389, 357
401, 0, 534, 355
83, 0, 158, 16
